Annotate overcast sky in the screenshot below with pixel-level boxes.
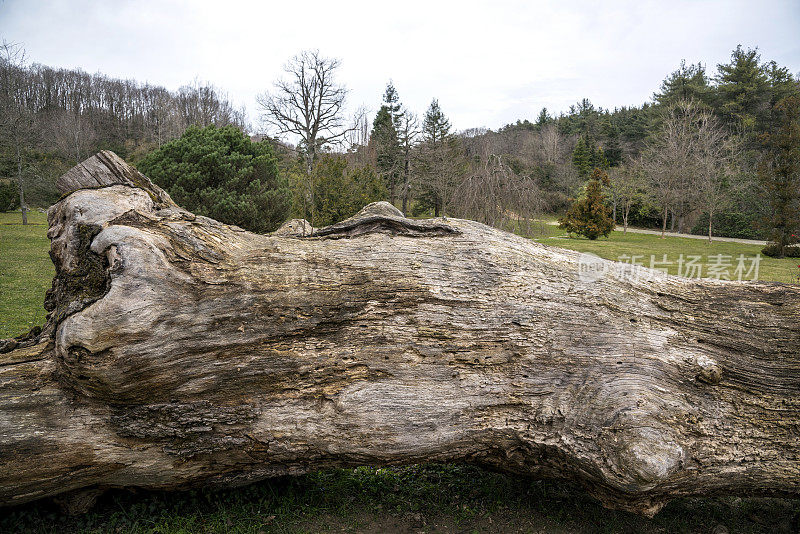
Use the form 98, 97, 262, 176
2, 0, 799, 133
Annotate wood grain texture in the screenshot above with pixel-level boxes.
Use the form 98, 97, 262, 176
1, 152, 798, 516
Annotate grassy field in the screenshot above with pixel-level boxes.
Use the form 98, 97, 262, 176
0, 210, 53, 339
527, 221, 799, 284
1, 211, 799, 532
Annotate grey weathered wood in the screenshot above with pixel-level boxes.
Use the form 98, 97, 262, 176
56, 149, 175, 208
1, 152, 799, 516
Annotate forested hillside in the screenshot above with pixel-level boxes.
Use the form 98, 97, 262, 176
0, 41, 246, 209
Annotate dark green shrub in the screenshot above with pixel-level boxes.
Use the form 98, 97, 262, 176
291, 155, 387, 227
762, 242, 800, 258
137, 125, 291, 233
691, 211, 764, 240
762, 243, 782, 257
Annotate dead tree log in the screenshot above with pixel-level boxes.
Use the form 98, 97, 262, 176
1, 151, 799, 516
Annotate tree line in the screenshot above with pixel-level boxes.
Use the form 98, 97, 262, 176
0, 40, 246, 219
258, 46, 797, 251
478, 47, 798, 254
1, 43, 798, 256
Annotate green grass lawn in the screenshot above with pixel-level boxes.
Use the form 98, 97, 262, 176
0, 210, 53, 339
529, 224, 799, 284
1, 210, 799, 532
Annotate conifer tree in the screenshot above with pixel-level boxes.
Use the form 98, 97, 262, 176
572, 136, 608, 178
559, 168, 615, 239
654, 60, 711, 108
599, 120, 623, 167
301, 155, 387, 227
383, 82, 403, 129
416, 99, 460, 217
371, 104, 402, 203
422, 98, 451, 145
571, 137, 592, 178
138, 125, 291, 233
535, 107, 551, 127
714, 46, 770, 133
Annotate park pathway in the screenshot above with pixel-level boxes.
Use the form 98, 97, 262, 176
612, 226, 767, 245
543, 220, 767, 245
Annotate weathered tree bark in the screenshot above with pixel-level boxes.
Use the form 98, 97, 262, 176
1, 151, 799, 516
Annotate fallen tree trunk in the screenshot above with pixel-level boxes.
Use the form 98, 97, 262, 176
1, 151, 799, 516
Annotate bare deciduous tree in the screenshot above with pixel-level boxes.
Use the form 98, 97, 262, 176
0, 40, 35, 224
1, 53, 247, 161
609, 159, 647, 233
454, 151, 542, 233
398, 109, 419, 214
257, 50, 350, 176
643, 101, 699, 238
414, 137, 464, 217
693, 111, 740, 242
49, 110, 97, 165
643, 101, 740, 241
345, 106, 370, 151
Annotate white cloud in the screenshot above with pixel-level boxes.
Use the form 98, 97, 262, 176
1, 0, 798, 132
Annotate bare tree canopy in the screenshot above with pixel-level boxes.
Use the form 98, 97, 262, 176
644, 100, 704, 237
0, 40, 35, 224
257, 50, 350, 174
643, 100, 741, 240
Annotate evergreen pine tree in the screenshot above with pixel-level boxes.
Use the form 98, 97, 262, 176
571, 137, 592, 178
422, 98, 451, 145
714, 46, 770, 133
536, 107, 551, 127
593, 146, 609, 171
764, 61, 800, 123
654, 60, 711, 108
599, 120, 623, 167
416, 99, 459, 217
383, 82, 403, 129
138, 125, 291, 233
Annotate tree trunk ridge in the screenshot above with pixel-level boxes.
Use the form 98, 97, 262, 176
0, 151, 798, 516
